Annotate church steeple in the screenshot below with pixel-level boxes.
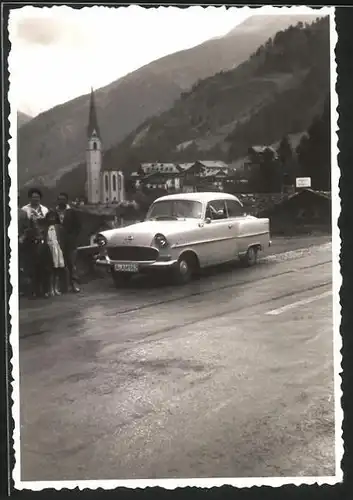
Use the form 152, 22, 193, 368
87, 87, 101, 139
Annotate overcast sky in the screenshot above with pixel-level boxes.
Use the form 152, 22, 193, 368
9, 5, 322, 117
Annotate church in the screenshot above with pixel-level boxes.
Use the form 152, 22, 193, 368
86, 88, 124, 204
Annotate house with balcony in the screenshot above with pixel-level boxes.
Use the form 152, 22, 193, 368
130, 160, 233, 193
178, 160, 232, 192
132, 163, 183, 191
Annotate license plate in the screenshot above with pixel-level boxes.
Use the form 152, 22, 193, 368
114, 263, 139, 273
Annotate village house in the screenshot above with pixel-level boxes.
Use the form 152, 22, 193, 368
244, 145, 279, 171
131, 160, 233, 193
244, 144, 297, 194
131, 163, 183, 191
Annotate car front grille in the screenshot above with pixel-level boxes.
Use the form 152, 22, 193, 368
107, 246, 159, 262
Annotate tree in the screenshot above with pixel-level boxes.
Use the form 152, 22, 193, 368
296, 97, 331, 190
247, 147, 281, 193
277, 135, 294, 186
124, 177, 136, 195
278, 136, 293, 164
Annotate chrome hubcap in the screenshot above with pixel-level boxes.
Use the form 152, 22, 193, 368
179, 260, 189, 275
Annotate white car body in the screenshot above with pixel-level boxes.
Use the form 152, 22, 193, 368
95, 192, 271, 284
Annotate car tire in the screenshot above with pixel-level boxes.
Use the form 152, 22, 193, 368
242, 246, 258, 267
172, 254, 194, 285
111, 270, 132, 288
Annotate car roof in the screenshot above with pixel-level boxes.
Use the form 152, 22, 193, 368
154, 192, 241, 204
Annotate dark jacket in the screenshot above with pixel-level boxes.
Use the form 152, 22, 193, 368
56, 206, 81, 249
23, 216, 47, 244
18, 209, 30, 241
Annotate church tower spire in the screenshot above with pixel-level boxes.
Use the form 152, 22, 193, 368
87, 87, 101, 139
86, 87, 102, 204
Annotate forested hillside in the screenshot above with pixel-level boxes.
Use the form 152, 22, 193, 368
105, 17, 329, 172
17, 111, 32, 128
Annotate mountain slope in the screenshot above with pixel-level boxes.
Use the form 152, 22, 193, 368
17, 111, 32, 128
106, 17, 329, 171
18, 13, 320, 187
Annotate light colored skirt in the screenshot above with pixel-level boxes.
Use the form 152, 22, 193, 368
48, 242, 65, 268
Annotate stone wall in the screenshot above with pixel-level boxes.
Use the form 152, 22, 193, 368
238, 193, 289, 216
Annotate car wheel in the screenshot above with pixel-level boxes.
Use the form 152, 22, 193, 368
243, 246, 258, 267
111, 270, 132, 288
172, 255, 194, 285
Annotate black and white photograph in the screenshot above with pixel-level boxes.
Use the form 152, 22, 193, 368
7, 4, 341, 490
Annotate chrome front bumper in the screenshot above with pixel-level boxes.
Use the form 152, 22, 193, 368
95, 255, 178, 269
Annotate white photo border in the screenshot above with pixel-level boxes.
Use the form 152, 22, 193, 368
6, 3, 342, 491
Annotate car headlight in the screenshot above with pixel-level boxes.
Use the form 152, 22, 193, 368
154, 233, 169, 248
94, 234, 107, 247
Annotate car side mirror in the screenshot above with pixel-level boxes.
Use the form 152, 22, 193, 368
205, 217, 211, 224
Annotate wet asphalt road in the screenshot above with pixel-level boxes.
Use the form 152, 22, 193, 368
18, 236, 335, 481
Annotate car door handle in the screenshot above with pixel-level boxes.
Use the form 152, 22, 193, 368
228, 224, 233, 229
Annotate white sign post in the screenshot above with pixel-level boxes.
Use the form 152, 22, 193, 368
295, 177, 311, 189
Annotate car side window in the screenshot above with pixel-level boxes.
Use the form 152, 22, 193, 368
226, 199, 244, 218
205, 200, 228, 220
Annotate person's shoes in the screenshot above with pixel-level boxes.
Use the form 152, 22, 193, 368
54, 288, 62, 296
71, 285, 80, 293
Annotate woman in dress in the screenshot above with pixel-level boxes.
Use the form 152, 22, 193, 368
21, 188, 49, 297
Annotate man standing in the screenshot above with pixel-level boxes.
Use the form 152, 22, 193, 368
56, 192, 81, 293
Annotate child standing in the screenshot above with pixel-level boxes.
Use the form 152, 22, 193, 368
45, 210, 66, 296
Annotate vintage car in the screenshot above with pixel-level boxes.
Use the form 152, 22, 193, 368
94, 192, 271, 287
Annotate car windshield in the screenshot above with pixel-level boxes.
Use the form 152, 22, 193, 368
147, 200, 203, 221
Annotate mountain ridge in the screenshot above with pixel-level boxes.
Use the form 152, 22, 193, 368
17, 111, 32, 128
